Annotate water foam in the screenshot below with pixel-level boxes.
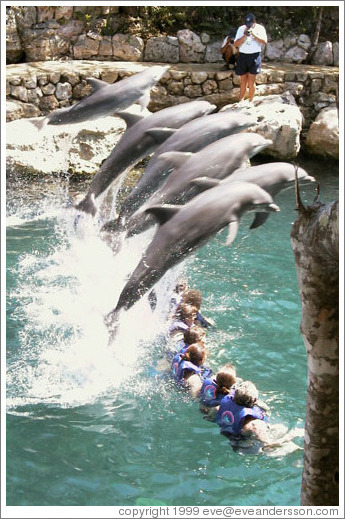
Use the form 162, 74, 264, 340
7, 200, 184, 410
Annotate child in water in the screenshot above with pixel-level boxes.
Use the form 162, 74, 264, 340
199, 363, 237, 421
182, 289, 215, 328
168, 303, 198, 340
171, 342, 212, 398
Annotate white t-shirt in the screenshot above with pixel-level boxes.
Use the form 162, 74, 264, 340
235, 23, 267, 54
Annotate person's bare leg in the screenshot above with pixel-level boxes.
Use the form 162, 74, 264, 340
239, 73, 249, 102
248, 74, 257, 102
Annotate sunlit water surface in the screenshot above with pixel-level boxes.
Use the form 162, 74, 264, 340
6, 155, 338, 507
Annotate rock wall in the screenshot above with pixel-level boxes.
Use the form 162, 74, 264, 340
6, 6, 339, 67
6, 61, 338, 136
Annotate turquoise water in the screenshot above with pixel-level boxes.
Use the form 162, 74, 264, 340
6, 157, 338, 507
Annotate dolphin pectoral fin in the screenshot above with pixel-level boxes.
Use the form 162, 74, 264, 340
145, 127, 177, 144
191, 177, 221, 191
86, 78, 108, 91
225, 220, 239, 246
250, 212, 269, 229
145, 204, 180, 225
138, 90, 151, 111
157, 151, 194, 169
116, 111, 145, 127
30, 116, 48, 132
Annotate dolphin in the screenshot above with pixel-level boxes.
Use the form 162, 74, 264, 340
123, 133, 273, 237
190, 162, 316, 228
75, 100, 216, 216
105, 181, 280, 335
31, 65, 170, 131
105, 111, 255, 228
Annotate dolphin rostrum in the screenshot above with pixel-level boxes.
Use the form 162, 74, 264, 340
106, 111, 255, 228
32, 65, 170, 131
105, 181, 280, 335
190, 161, 315, 228
75, 100, 216, 216
123, 133, 273, 237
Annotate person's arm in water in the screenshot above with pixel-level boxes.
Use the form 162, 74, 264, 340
185, 373, 203, 398
242, 418, 304, 449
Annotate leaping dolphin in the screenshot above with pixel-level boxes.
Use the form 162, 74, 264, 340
123, 133, 273, 237
31, 65, 170, 131
105, 181, 280, 336
105, 111, 255, 228
190, 162, 316, 228
75, 100, 216, 216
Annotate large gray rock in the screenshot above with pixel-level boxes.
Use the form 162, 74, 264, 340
311, 41, 334, 66
6, 114, 127, 175
305, 106, 338, 160
177, 29, 205, 63
112, 34, 144, 62
144, 36, 179, 63
221, 92, 303, 160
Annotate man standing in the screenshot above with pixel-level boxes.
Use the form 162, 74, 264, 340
234, 13, 267, 102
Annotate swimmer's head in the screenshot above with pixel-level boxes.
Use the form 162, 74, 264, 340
183, 325, 206, 345
216, 363, 237, 394
182, 288, 202, 310
233, 380, 259, 408
183, 342, 206, 366
175, 303, 198, 325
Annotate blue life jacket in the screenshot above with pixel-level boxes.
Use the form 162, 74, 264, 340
175, 339, 188, 354
169, 320, 189, 335
171, 352, 211, 385
199, 378, 224, 407
216, 394, 268, 436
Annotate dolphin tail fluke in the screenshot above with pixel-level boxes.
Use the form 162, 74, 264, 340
250, 212, 269, 229
30, 117, 48, 132
75, 195, 97, 217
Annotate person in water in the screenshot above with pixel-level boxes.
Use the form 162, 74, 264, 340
171, 342, 212, 398
216, 380, 269, 438
175, 325, 207, 355
181, 288, 215, 328
199, 363, 237, 421
168, 302, 198, 340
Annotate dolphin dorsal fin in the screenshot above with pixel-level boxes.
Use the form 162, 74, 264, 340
86, 78, 108, 91
225, 220, 239, 246
191, 176, 221, 191
116, 112, 145, 127
249, 212, 269, 229
145, 127, 177, 143
157, 151, 194, 169
145, 204, 180, 225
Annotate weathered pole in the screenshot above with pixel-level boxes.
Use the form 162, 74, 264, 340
290, 183, 339, 505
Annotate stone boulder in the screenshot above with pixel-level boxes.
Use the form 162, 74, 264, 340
305, 106, 338, 160
111, 34, 144, 62
221, 92, 303, 160
6, 114, 127, 175
311, 41, 334, 66
177, 29, 205, 63
144, 36, 179, 63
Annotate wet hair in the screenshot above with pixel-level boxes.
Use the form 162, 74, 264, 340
233, 380, 259, 408
182, 342, 206, 367
182, 289, 202, 310
183, 325, 206, 345
215, 363, 237, 396
175, 303, 198, 322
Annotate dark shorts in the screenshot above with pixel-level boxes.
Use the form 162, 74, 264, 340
235, 52, 262, 75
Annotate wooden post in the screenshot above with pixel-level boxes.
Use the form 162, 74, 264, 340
290, 188, 339, 505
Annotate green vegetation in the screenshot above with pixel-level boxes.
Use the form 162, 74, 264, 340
96, 6, 338, 42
